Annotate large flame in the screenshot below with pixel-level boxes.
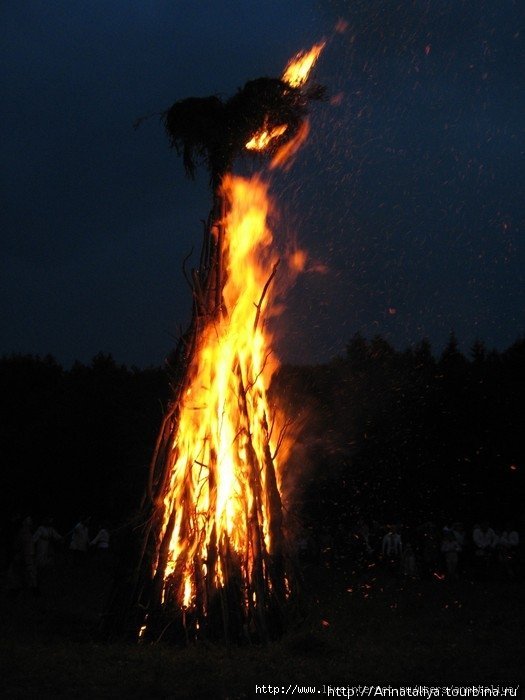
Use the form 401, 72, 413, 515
155, 173, 287, 610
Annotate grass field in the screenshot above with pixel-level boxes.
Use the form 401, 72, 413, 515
1, 558, 523, 699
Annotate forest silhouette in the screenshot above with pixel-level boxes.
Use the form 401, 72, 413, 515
1, 334, 523, 537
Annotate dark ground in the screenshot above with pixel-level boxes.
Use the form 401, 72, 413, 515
1, 553, 523, 699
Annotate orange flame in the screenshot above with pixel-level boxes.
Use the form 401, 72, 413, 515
246, 123, 288, 151
156, 174, 289, 608
270, 120, 310, 170
282, 42, 326, 88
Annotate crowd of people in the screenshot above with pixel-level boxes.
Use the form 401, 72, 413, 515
298, 519, 521, 582
2, 514, 111, 597
3, 511, 522, 598
396, 521, 519, 580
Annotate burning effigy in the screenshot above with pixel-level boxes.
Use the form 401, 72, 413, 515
104, 43, 325, 644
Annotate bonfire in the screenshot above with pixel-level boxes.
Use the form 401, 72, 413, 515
104, 43, 325, 644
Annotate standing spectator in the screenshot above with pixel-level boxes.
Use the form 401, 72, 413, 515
90, 522, 110, 570
498, 524, 519, 579
1, 513, 21, 573
357, 520, 374, 556
500, 524, 519, 550
441, 531, 461, 579
402, 542, 418, 578
451, 522, 467, 573
296, 531, 310, 567
382, 526, 402, 556
472, 521, 497, 578
7, 516, 38, 596
382, 525, 402, 572
33, 516, 63, 568
452, 522, 466, 550
69, 517, 90, 566
473, 521, 497, 557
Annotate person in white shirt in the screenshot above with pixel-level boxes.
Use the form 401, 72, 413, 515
500, 526, 519, 549
7, 516, 38, 595
472, 522, 496, 556
90, 522, 111, 570
402, 542, 418, 578
69, 517, 90, 568
382, 526, 402, 572
70, 518, 90, 552
33, 517, 63, 568
451, 522, 466, 550
382, 527, 402, 556
90, 526, 110, 550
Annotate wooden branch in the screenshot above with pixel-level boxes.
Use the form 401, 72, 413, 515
182, 247, 195, 290
145, 404, 178, 507
253, 261, 279, 332
191, 269, 206, 315
199, 216, 211, 271
271, 417, 294, 461
215, 191, 226, 315
244, 349, 273, 395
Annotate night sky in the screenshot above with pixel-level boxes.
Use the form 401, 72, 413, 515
2, 0, 524, 368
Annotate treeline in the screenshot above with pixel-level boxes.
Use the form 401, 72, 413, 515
0, 335, 523, 532
0, 353, 169, 527
274, 334, 525, 531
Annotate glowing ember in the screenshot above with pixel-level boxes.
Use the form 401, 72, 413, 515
288, 249, 308, 273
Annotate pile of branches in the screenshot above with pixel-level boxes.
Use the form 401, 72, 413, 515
103, 66, 324, 646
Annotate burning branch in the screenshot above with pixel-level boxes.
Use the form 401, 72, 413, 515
254, 261, 280, 333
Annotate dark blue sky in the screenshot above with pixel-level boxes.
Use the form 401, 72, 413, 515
2, 0, 523, 367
